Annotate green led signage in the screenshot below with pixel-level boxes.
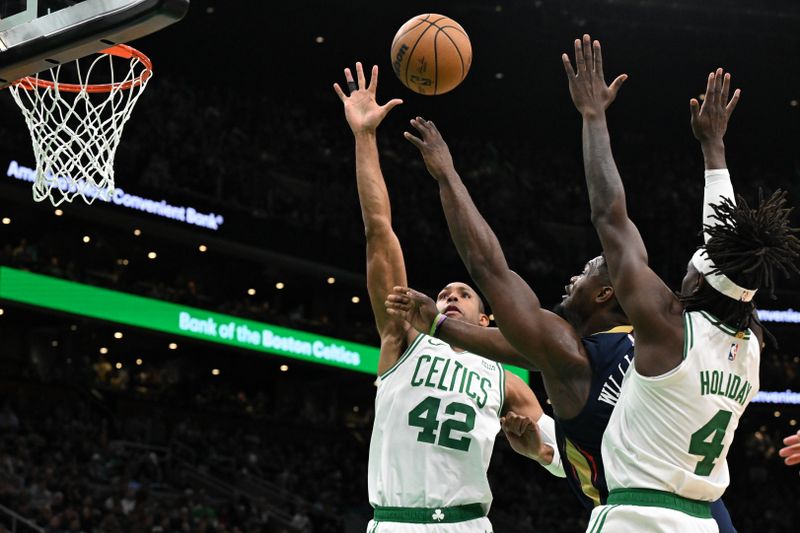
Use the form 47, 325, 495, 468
0, 267, 529, 382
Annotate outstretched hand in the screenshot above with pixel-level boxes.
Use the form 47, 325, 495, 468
501, 411, 550, 463
562, 34, 628, 118
690, 68, 741, 144
403, 117, 457, 181
333, 62, 403, 134
385, 286, 439, 335
779, 430, 800, 466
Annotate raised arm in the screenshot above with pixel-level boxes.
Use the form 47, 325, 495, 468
402, 118, 588, 382
333, 63, 409, 374
690, 69, 741, 241
563, 35, 683, 376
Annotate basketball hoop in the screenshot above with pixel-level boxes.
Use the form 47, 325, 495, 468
7, 45, 152, 206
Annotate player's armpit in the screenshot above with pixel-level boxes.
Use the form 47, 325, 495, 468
377, 325, 411, 377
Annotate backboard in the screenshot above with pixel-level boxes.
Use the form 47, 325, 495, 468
0, 0, 189, 86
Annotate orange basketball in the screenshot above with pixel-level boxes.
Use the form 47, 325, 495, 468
390, 14, 472, 96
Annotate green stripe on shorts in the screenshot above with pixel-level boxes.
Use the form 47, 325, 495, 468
607, 488, 712, 519
373, 503, 485, 524
588, 505, 616, 533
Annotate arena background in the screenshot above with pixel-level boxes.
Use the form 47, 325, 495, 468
0, 0, 798, 531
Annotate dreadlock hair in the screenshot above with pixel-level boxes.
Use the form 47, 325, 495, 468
680, 190, 800, 345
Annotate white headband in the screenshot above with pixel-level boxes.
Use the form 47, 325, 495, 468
691, 248, 758, 303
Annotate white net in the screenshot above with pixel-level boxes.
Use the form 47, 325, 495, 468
7, 46, 151, 206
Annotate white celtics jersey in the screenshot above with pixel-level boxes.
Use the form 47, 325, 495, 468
603, 310, 760, 501
368, 333, 505, 513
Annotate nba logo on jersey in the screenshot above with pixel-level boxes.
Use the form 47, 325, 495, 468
728, 343, 739, 361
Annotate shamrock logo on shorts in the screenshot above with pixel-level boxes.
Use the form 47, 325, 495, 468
432, 509, 445, 521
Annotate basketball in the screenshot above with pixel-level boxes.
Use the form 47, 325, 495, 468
390, 14, 472, 96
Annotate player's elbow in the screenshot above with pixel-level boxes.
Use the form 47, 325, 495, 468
363, 217, 394, 241
590, 196, 627, 226
590, 206, 623, 230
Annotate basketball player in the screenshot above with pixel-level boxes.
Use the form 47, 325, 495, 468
386, 70, 741, 531
332, 62, 563, 533
562, 34, 800, 532
780, 430, 800, 466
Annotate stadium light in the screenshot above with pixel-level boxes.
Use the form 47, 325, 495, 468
280, 364, 289, 372
1, 218, 9, 225
327, 277, 336, 285
168, 342, 178, 350
351, 296, 360, 304
114, 331, 123, 339
147, 252, 157, 259
82, 235, 91, 243
133, 228, 142, 236
275, 282, 285, 290
54, 209, 63, 216
136, 358, 143, 366
99, 347, 108, 354
198, 244, 207, 252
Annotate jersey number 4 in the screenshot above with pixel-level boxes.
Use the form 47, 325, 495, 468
408, 396, 476, 452
689, 409, 733, 476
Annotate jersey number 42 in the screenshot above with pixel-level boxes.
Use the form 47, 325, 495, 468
408, 396, 476, 452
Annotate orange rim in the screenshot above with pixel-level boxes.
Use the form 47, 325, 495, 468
14, 44, 152, 93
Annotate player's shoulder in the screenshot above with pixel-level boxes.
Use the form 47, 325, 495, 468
582, 325, 634, 349
580, 325, 634, 367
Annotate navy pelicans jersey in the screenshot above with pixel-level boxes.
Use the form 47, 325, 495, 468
555, 325, 635, 510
